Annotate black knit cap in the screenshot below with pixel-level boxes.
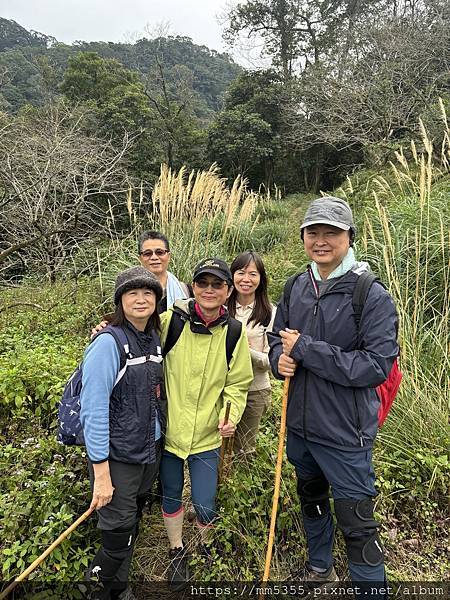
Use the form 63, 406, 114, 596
114, 266, 163, 305
192, 258, 232, 284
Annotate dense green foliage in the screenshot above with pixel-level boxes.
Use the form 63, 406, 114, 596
0, 18, 240, 118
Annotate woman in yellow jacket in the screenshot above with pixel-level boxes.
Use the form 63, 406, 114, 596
159, 258, 253, 589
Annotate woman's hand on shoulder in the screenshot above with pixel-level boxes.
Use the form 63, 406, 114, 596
90, 320, 109, 339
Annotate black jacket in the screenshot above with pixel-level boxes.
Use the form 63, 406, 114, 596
268, 267, 399, 450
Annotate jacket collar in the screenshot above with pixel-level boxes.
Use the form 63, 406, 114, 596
194, 302, 226, 327
236, 301, 255, 310
311, 247, 357, 281
172, 299, 229, 335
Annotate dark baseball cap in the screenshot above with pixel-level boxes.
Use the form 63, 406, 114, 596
193, 258, 232, 284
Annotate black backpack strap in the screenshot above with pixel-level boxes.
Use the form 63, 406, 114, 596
163, 310, 241, 366
162, 311, 188, 358
282, 272, 301, 326
352, 271, 380, 329
94, 326, 130, 369
225, 317, 242, 367
108, 326, 130, 353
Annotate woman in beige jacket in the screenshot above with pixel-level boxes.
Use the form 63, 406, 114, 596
227, 251, 276, 455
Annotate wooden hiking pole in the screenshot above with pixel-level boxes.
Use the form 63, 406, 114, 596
218, 401, 232, 483
0, 506, 94, 600
262, 377, 290, 582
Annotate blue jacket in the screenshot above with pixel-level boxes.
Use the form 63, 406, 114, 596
268, 267, 399, 450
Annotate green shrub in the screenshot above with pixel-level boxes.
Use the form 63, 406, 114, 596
0, 433, 96, 586
0, 336, 83, 424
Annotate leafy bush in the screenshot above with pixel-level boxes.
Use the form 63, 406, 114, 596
0, 336, 83, 424
0, 282, 98, 425
0, 433, 96, 585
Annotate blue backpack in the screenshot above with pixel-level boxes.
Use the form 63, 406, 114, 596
57, 326, 132, 446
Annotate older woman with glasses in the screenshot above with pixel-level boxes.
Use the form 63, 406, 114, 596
138, 231, 192, 313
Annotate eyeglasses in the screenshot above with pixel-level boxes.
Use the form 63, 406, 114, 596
140, 249, 169, 258
194, 279, 228, 290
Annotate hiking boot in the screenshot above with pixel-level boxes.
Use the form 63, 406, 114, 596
88, 582, 134, 600
112, 587, 137, 600
292, 561, 339, 590
168, 546, 191, 590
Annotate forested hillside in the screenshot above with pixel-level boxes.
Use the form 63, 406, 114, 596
0, 18, 241, 117
1, 1, 449, 192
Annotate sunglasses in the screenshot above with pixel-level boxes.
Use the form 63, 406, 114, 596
140, 249, 169, 258
194, 279, 228, 290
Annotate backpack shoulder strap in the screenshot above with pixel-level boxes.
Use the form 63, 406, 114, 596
352, 271, 379, 328
92, 326, 131, 385
180, 282, 193, 298
107, 326, 130, 353
225, 317, 242, 367
162, 311, 188, 358
283, 273, 300, 304
282, 272, 302, 325
94, 326, 130, 365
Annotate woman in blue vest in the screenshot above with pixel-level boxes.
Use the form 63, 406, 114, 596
80, 266, 166, 600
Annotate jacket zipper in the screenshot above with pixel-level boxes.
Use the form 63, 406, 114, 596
353, 390, 364, 447
304, 268, 320, 439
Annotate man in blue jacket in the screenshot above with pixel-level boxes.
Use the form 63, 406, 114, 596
269, 197, 399, 590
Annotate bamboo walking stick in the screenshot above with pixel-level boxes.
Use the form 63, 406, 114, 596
262, 377, 290, 582
218, 400, 232, 483
0, 506, 94, 600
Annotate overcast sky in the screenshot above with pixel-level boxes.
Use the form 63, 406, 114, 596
1, 0, 236, 54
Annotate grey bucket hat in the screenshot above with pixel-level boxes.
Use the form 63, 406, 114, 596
300, 196, 356, 233
114, 266, 163, 305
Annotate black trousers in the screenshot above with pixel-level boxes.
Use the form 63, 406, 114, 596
88, 443, 161, 584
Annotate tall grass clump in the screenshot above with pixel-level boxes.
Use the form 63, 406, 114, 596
339, 100, 450, 501
148, 164, 273, 274
92, 164, 285, 297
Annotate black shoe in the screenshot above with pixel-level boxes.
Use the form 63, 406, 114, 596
292, 561, 339, 590
168, 546, 191, 591
112, 586, 137, 600
87, 582, 131, 600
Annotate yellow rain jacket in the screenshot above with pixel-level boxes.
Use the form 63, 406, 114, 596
160, 299, 253, 459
